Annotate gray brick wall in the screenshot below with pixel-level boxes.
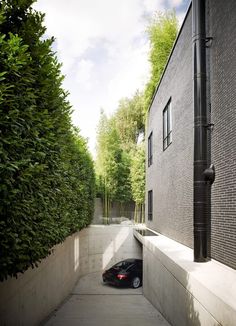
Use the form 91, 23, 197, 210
209, 0, 236, 269
146, 9, 194, 249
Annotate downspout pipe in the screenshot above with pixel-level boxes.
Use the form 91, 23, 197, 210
192, 0, 209, 262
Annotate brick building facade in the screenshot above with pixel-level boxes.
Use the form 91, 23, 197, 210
146, 0, 236, 270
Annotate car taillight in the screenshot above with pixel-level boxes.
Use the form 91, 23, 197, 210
117, 274, 128, 280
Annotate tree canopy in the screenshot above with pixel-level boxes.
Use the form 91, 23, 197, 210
114, 91, 145, 151
144, 11, 178, 113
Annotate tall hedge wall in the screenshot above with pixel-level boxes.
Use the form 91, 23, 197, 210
0, 0, 95, 281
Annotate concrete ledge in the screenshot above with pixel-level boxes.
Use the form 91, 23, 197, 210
134, 229, 236, 326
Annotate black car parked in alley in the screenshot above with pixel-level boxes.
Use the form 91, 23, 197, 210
102, 259, 143, 288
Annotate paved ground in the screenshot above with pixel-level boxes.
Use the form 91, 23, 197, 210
43, 272, 170, 326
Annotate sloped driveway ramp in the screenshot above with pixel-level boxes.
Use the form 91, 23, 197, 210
44, 272, 170, 326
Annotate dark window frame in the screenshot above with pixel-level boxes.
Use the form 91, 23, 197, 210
148, 132, 153, 167
163, 99, 172, 151
148, 190, 153, 221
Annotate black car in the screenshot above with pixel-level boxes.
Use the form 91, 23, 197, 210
102, 258, 143, 288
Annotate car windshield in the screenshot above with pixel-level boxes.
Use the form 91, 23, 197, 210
113, 261, 133, 269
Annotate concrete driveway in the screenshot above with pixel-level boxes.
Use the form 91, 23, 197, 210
43, 272, 170, 326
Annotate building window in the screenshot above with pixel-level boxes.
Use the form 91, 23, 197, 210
163, 99, 172, 150
148, 132, 153, 166
148, 190, 153, 221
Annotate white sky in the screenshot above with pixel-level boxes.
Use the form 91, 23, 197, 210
33, 0, 190, 157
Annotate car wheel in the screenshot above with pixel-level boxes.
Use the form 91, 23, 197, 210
131, 276, 141, 288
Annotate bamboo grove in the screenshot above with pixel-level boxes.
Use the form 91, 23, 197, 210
95, 11, 178, 223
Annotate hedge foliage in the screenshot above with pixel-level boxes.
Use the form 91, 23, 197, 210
0, 0, 95, 281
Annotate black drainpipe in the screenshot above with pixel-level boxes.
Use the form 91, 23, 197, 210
192, 0, 214, 262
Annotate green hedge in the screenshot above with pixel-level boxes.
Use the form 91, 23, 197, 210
0, 0, 95, 281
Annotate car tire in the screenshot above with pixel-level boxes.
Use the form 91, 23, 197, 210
131, 276, 141, 288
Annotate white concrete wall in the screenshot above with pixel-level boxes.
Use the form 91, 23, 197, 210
79, 225, 142, 276
134, 230, 236, 326
0, 225, 141, 326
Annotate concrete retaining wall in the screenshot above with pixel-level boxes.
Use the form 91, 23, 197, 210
0, 225, 141, 326
134, 229, 236, 326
